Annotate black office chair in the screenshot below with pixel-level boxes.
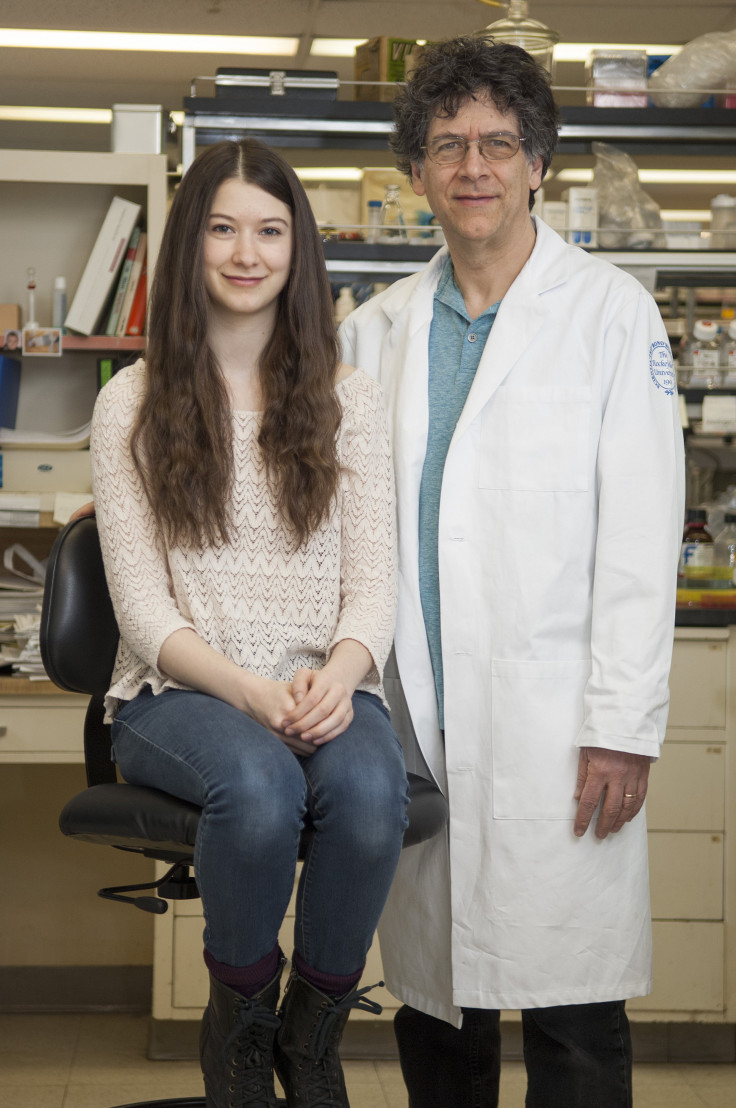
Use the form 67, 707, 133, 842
40, 514, 448, 1108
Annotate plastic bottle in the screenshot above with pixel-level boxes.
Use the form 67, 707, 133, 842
366, 199, 382, 244
712, 512, 736, 588
679, 508, 714, 588
690, 320, 722, 388
333, 286, 357, 325
720, 320, 736, 386
378, 185, 408, 243
52, 276, 67, 329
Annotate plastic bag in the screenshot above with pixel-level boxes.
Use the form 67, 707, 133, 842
591, 142, 664, 249
648, 30, 736, 108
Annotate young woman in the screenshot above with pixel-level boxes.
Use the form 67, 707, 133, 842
90, 138, 408, 1108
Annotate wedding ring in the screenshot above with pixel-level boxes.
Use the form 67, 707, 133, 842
623, 793, 638, 799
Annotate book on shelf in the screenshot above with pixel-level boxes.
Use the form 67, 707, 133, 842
124, 261, 147, 336
116, 231, 147, 336
65, 196, 142, 336
104, 227, 141, 336
97, 354, 137, 391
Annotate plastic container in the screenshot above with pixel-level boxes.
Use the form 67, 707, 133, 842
333, 286, 357, 325
690, 320, 722, 388
586, 49, 648, 107
52, 276, 67, 329
710, 195, 736, 250
712, 512, 736, 588
679, 508, 714, 588
366, 199, 382, 244
378, 185, 408, 243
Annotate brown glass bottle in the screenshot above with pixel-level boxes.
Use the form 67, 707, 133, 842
679, 508, 714, 588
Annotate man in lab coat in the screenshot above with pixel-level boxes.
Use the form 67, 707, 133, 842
340, 35, 685, 1108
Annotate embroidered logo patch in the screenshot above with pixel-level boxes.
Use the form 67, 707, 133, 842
649, 340, 676, 395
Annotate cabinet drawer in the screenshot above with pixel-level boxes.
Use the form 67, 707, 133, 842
667, 640, 726, 728
648, 832, 723, 920
628, 922, 724, 1012
172, 914, 208, 1010
0, 704, 86, 755
646, 742, 725, 831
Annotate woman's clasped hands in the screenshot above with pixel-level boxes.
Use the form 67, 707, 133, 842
245, 668, 353, 755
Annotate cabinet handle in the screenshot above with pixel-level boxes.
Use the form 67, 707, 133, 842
0, 726, 6, 737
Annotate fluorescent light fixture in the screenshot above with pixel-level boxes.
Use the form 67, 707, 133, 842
0, 105, 112, 123
295, 167, 364, 182
554, 43, 682, 63
556, 169, 736, 185
310, 38, 368, 58
0, 28, 299, 55
660, 210, 712, 222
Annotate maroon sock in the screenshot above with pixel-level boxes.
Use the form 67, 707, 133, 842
204, 944, 282, 999
293, 949, 364, 999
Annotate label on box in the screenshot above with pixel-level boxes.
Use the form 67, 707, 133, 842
702, 395, 736, 434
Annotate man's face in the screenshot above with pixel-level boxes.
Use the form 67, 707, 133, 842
410, 94, 543, 254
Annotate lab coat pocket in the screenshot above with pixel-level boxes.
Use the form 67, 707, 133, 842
479, 387, 591, 492
491, 658, 590, 820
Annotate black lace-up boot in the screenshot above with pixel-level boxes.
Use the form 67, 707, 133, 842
200, 969, 283, 1108
273, 971, 383, 1106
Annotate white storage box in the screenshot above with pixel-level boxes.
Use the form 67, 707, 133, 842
111, 104, 164, 154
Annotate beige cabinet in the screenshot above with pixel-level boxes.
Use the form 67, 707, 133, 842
628, 627, 735, 1021
153, 627, 736, 1026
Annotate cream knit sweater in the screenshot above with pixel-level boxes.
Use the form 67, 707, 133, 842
91, 360, 397, 717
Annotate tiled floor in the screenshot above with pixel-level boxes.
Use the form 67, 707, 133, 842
1, 1013, 736, 1107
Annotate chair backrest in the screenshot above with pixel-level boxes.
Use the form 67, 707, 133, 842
40, 516, 119, 697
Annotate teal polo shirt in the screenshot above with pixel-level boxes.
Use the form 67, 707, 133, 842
418, 259, 500, 728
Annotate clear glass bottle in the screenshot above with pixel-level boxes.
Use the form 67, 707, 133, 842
712, 512, 736, 588
678, 331, 694, 386
378, 185, 408, 243
679, 507, 714, 588
690, 320, 722, 388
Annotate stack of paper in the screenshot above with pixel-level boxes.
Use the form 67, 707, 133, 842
0, 544, 47, 677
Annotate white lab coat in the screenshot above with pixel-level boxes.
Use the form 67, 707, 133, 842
339, 217, 685, 1025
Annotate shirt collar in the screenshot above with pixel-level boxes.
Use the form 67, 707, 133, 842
434, 258, 502, 324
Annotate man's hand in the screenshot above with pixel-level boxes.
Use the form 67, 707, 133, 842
574, 747, 650, 839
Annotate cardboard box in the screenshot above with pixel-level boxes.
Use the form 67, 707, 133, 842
354, 37, 422, 102
0, 304, 22, 332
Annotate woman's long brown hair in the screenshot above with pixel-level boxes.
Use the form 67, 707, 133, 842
130, 138, 341, 549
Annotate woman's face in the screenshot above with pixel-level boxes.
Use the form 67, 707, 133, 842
202, 177, 293, 327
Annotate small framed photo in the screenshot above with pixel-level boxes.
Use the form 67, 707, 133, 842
2, 329, 22, 352
22, 327, 63, 356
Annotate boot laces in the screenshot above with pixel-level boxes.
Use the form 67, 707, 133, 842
224, 996, 280, 1107
311, 981, 384, 1059
297, 981, 384, 1105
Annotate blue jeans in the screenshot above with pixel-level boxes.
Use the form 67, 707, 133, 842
394, 1001, 633, 1108
112, 688, 409, 975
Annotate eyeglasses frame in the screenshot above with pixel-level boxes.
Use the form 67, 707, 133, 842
421, 132, 527, 166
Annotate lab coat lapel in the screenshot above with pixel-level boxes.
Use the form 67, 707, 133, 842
453, 219, 567, 443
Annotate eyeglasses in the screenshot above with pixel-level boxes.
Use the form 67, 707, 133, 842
422, 133, 526, 166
